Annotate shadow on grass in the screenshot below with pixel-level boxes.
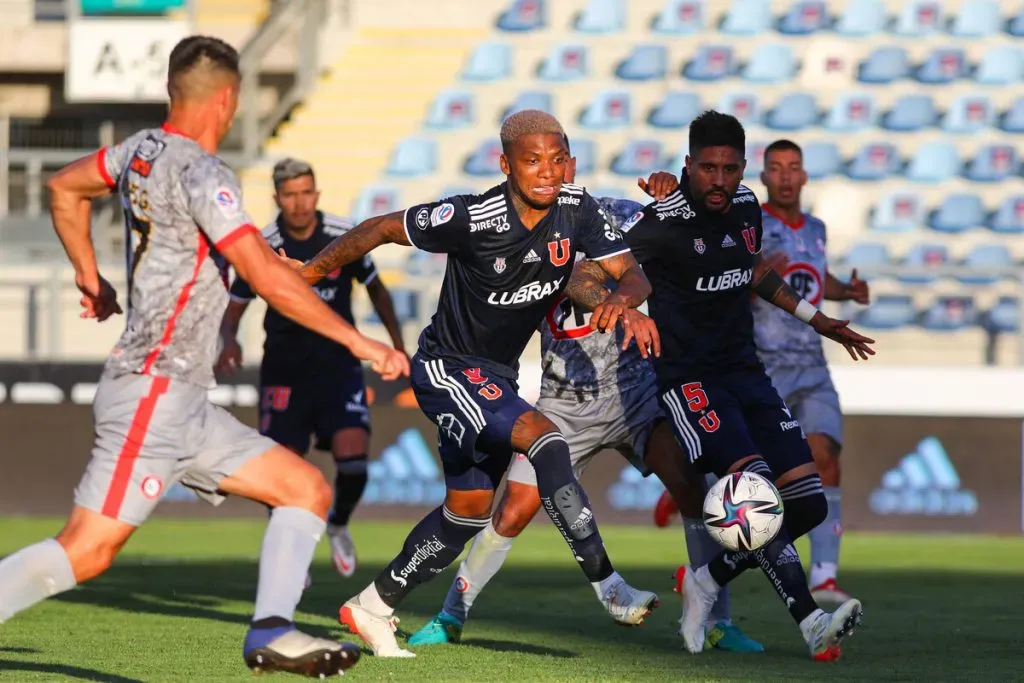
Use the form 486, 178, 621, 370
0, 659, 143, 683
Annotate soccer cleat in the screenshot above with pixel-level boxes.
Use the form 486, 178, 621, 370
676, 565, 720, 654
810, 578, 853, 606
406, 612, 464, 647
243, 625, 360, 677
802, 598, 863, 661
327, 524, 357, 578
600, 578, 659, 626
704, 621, 765, 653
338, 601, 415, 658
653, 490, 679, 528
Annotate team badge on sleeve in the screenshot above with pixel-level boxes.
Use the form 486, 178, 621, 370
214, 187, 239, 218
430, 202, 455, 226
415, 207, 430, 230
621, 210, 644, 233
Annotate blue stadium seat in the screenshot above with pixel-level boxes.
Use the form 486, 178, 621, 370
928, 194, 984, 233
744, 140, 769, 176
777, 1, 828, 35
741, 44, 796, 83
965, 144, 1018, 182
653, 0, 705, 35
616, 45, 667, 81
720, 0, 771, 35
648, 91, 701, 128
765, 93, 818, 131
846, 143, 900, 181
464, 140, 503, 176
951, 0, 1000, 37
989, 196, 1024, 234
915, 48, 965, 84
579, 90, 631, 129
364, 287, 419, 325
717, 91, 761, 124
871, 192, 923, 232
502, 91, 554, 121
985, 297, 1020, 333
858, 47, 909, 83
440, 186, 476, 199
959, 244, 1013, 285
570, 138, 597, 175
882, 94, 936, 132
835, 0, 885, 36
575, 0, 625, 33
855, 295, 916, 330
538, 44, 589, 81
462, 43, 512, 82
906, 142, 959, 182
824, 92, 877, 131
803, 142, 841, 179
843, 241, 890, 271
919, 297, 977, 331
892, 0, 943, 36
497, 0, 545, 31
999, 98, 1024, 133
386, 137, 437, 177
942, 95, 993, 134
899, 243, 949, 285
425, 89, 475, 130
611, 140, 664, 176
683, 45, 734, 81
973, 46, 1021, 85
1010, 7, 1024, 37
352, 185, 399, 223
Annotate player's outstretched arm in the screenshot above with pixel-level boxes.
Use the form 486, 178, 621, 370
299, 211, 411, 286
825, 268, 870, 305
216, 298, 249, 374
590, 251, 651, 325
366, 278, 407, 354
565, 259, 660, 358
752, 254, 876, 361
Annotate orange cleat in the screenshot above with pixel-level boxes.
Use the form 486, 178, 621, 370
653, 490, 679, 528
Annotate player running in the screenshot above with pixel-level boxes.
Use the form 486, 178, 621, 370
587, 111, 873, 660
217, 157, 407, 578
407, 140, 762, 654
0, 36, 408, 678
295, 110, 658, 658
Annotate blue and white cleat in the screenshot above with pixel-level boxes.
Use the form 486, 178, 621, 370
407, 612, 464, 647
704, 621, 765, 653
243, 624, 360, 677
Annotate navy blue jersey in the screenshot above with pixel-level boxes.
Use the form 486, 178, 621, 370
619, 174, 764, 389
229, 211, 377, 364
404, 182, 629, 380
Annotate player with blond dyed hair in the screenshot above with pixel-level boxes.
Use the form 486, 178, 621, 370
294, 109, 660, 657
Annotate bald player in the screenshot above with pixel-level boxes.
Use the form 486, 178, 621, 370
0, 35, 407, 678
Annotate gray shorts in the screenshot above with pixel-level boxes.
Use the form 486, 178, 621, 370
766, 364, 844, 447
75, 373, 277, 526
507, 381, 663, 486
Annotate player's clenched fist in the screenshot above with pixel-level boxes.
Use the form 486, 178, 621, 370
76, 274, 123, 322
619, 309, 661, 359
352, 337, 410, 380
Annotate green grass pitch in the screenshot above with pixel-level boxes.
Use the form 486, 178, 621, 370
1, 518, 1022, 682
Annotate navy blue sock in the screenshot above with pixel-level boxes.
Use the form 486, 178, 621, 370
528, 432, 613, 583
328, 455, 368, 527
373, 505, 487, 608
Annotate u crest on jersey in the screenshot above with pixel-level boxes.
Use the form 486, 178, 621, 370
493, 257, 507, 274
548, 238, 571, 266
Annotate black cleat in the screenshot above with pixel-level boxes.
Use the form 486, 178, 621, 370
244, 630, 361, 678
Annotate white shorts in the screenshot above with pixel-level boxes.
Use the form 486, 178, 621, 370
507, 381, 662, 486
74, 373, 277, 526
766, 364, 844, 447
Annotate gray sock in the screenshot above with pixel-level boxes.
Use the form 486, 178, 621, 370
0, 538, 77, 623
253, 506, 325, 623
441, 521, 515, 623
684, 517, 731, 625
808, 486, 843, 570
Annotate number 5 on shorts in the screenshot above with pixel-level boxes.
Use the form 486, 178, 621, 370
681, 382, 721, 433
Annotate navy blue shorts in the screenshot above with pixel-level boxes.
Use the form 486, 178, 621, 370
410, 354, 533, 491
258, 359, 369, 454
659, 369, 812, 479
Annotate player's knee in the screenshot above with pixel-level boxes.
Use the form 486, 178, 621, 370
809, 436, 841, 486
443, 489, 494, 521
56, 531, 122, 583
276, 463, 333, 518
776, 472, 828, 537
492, 484, 541, 537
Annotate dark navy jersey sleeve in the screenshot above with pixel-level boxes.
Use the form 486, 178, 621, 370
228, 273, 254, 302
402, 195, 470, 255
618, 206, 663, 265
353, 254, 378, 284
576, 191, 631, 261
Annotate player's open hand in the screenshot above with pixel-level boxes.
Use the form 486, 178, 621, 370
76, 274, 122, 322
620, 309, 661, 359
846, 269, 870, 305
591, 295, 631, 333
637, 172, 680, 202
810, 312, 876, 361
276, 248, 305, 271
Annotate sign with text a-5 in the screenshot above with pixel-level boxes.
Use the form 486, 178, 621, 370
841, 416, 1023, 534
65, 19, 190, 103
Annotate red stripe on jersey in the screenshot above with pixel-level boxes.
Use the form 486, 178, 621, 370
214, 223, 258, 252
761, 203, 805, 231
100, 375, 170, 520
141, 234, 210, 375
96, 148, 116, 189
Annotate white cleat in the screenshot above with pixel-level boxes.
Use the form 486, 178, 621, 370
244, 628, 361, 677
600, 578, 659, 626
677, 565, 720, 654
338, 600, 415, 658
802, 599, 863, 662
328, 524, 358, 578
810, 578, 853, 606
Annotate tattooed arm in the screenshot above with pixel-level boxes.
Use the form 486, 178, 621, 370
299, 211, 410, 286
565, 260, 612, 313
751, 252, 806, 316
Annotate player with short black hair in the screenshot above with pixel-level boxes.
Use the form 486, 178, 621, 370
295, 110, 659, 658
580, 110, 873, 660
218, 157, 407, 578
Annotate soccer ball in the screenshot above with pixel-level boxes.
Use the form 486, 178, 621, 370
703, 471, 784, 552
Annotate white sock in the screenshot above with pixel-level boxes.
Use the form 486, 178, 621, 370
357, 582, 394, 617
253, 507, 325, 623
592, 570, 624, 599
694, 564, 721, 592
441, 521, 515, 623
0, 539, 77, 623
810, 562, 838, 587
